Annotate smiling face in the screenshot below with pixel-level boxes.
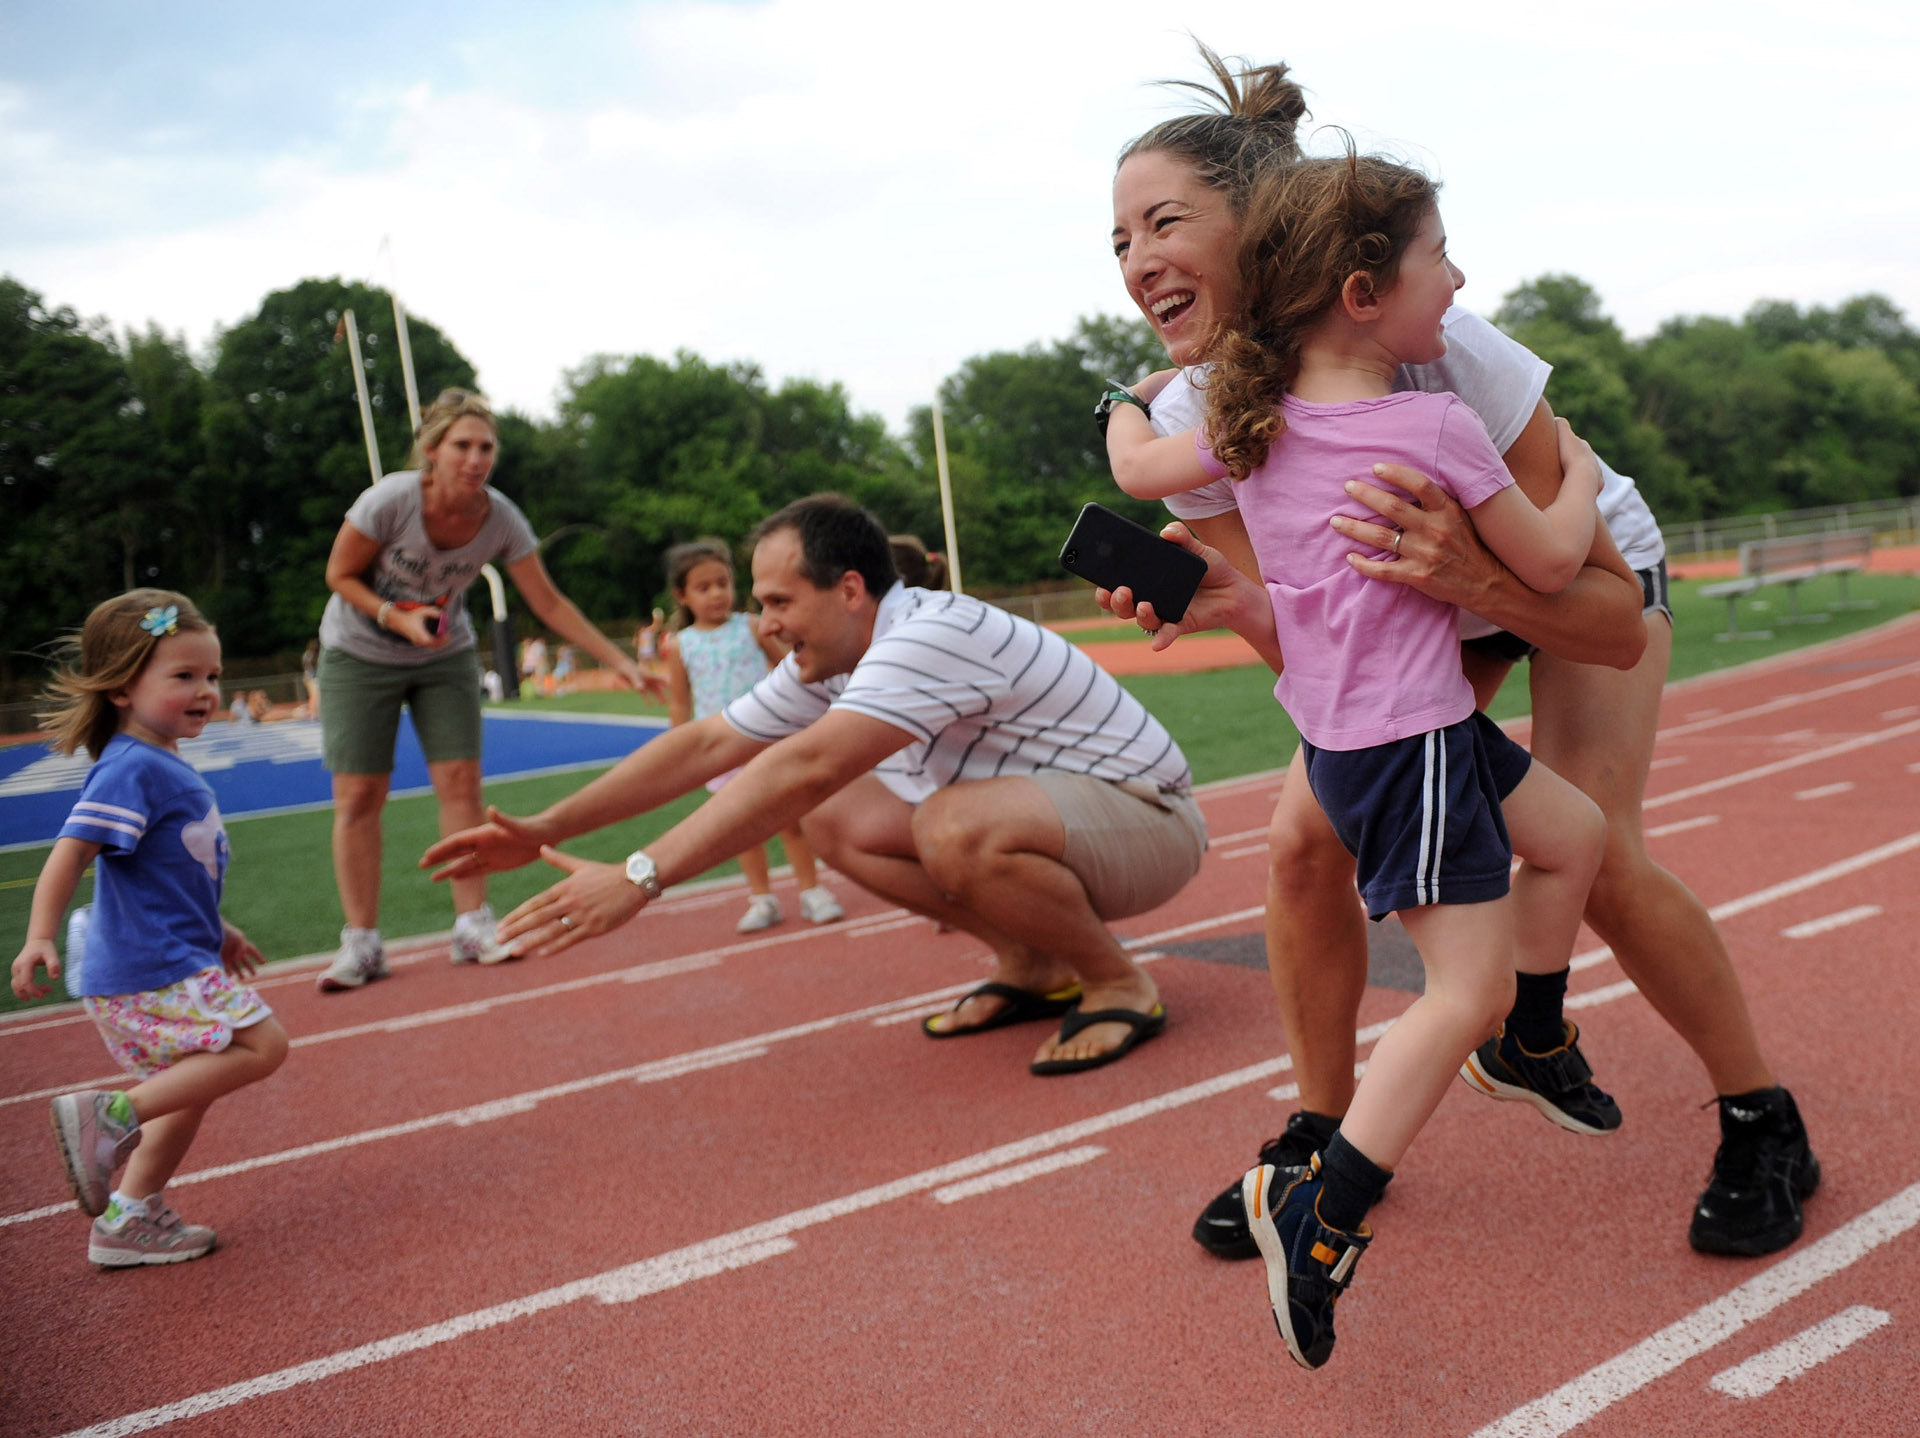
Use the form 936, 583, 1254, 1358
750, 528, 873, 684
1112, 149, 1245, 366
1367, 205, 1465, 367
422, 415, 498, 493
115, 629, 223, 752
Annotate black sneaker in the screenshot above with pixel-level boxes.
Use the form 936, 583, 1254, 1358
1243, 1155, 1371, 1370
1192, 1114, 1327, 1260
1689, 1087, 1821, 1257
1460, 1021, 1622, 1136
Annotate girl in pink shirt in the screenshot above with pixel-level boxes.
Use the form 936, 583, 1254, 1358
1105, 151, 1607, 1370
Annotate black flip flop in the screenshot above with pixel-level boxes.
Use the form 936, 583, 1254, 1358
1029, 1003, 1168, 1075
922, 981, 1083, 1039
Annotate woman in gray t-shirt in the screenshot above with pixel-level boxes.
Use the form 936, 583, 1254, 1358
313, 388, 651, 993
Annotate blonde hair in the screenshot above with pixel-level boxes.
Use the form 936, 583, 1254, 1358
38, 589, 216, 759
407, 387, 498, 471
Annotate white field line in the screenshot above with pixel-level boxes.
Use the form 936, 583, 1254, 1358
1470, 1184, 1920, 1438
1644, 815, 1720, 839
1782, 906, 1883, 940
1648, 756, 1688, 770
1657, 658, 1920, 740
1219, 843, 1271, 861
1705, 1305, 1892, 1399
1882, 706, 1920, 721
932, 1146, 1106, 1203
1560, 831, 1920, 975
1793, 781, 1856, 801
1645, 718, 1920, 810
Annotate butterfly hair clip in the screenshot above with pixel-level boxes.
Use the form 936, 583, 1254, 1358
140, 605, 180, 637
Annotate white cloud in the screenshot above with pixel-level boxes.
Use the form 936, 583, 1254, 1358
4, 0, 1918, 432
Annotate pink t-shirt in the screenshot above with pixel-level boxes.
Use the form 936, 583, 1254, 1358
1197, 390, 1513, 750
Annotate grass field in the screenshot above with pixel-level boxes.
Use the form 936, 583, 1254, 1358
4, 568, 1913, 1014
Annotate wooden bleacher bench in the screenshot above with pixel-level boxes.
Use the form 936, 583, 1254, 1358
1699, 529, 1877, 639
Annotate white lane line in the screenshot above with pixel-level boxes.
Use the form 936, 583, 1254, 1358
932, 1146, 1106, 1203
1782, 906, 1882, 939
1220, 843, 1270, 861
56, 1238, 798, 1438
1569, 830, 1920, 974
1706, 1305, 1892, 1399
60, 1050, 1311, 1436
1470, 1181, 1920, 1438
1646, 718, 1920, 810
1209, 826, 1273, 848
1660, 661, 1920, 740
1777, 728, 1818, 743
1648, 756, 1688, 770
1270, 1058, 1370, 1101
1794, 781, 1856, 801
1881, 705, 1920, 721
1644, 815, 1720, 839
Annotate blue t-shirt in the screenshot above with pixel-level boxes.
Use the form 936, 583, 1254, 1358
59, 734, 229, 996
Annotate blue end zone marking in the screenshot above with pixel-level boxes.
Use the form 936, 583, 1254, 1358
0, 711, 667, 850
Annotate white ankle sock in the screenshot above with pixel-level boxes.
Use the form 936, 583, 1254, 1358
102, 1191, 149, 1227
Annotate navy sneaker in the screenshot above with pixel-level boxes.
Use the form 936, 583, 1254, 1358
1242, 1155, 1371, 1370
1460, 1021, 1621, 1136
1191, 1114, 1327, 1260
1690, 1087, 1821, 1256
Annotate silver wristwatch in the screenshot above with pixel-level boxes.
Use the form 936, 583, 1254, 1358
623, 850, 662, 899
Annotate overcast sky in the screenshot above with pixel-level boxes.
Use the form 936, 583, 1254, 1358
5, 1, 1916, 432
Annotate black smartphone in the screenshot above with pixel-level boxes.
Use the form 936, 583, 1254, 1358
1058, 503, 1207, 624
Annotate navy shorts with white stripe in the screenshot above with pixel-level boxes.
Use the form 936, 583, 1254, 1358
1301, 710, 1532, 921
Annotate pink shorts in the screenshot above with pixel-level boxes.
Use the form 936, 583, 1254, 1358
83, 967, 275, 1079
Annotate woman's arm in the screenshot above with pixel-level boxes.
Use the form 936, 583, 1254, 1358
1099, 521, 1284, 673
325, 522, 444, 649
1105, 406, 1219, 501
1332, 402, 1646, 669
504, 551, 653, 695
12, 837, 101, 1000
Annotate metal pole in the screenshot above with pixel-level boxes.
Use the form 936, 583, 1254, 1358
342, 309, 383, 486
931, 394, 962, 593
481, 562, 518, 699
392, 293, 422, 434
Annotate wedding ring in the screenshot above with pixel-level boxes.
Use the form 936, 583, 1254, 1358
559, 915, 573, 929
1390, 530, 1403, 555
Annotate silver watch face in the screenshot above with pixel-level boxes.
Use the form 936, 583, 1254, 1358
624, 851, 660, 895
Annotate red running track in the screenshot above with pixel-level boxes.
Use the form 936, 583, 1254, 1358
4, 615, 1920, 1436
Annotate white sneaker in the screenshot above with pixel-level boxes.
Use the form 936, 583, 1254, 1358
317, 927, 384, 992
797, 886, 845, 924
736, 894, 783, 933
450, 905, 513, 965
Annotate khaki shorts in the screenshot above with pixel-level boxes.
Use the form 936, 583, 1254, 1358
319, 646, 484, 774
1027, 772, 1208, 921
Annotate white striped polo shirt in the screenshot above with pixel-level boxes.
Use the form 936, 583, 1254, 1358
722, 585, 1193, 804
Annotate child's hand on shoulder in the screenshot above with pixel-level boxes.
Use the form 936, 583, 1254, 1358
11, 938, 61, 1001
220, 920, 263, 981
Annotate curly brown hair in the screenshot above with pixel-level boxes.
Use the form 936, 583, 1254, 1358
1202, 149, 1439, 479
37, 589, 216, 760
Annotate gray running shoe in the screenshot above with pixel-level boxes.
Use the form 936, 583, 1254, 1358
450, 905, 512, 965
50, 1090, 141, 1217
90, 1199, 217, 1267
317, 927, 384, 992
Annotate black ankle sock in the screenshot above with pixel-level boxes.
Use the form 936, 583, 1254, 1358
1316, 1131, 1391, 1234
1506, 968, 1571, 1053
1719, 1085, 1787, 1116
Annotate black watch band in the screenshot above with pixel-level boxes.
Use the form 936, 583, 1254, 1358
1093, 378, 1151, 436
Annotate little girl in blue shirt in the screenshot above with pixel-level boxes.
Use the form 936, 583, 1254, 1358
11, 590, 289, 1266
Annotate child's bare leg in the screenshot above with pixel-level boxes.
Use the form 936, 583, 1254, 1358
118, 1105, 208, 1199
781, 826, 820, 890
737, 844, 773, 897
1339, 899, 1515, 1168
1500, 763, 1606, 976
126, 1019, 288, 1126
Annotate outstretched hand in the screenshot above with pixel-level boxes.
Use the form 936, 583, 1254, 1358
611, 656, 668, 703
497, 846, 648, 958
1329, 463, 1500, 612
420, 806, 552, 883
1096, 521, 1261, 654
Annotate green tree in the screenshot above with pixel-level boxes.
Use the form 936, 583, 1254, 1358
202, 278, 477, 653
